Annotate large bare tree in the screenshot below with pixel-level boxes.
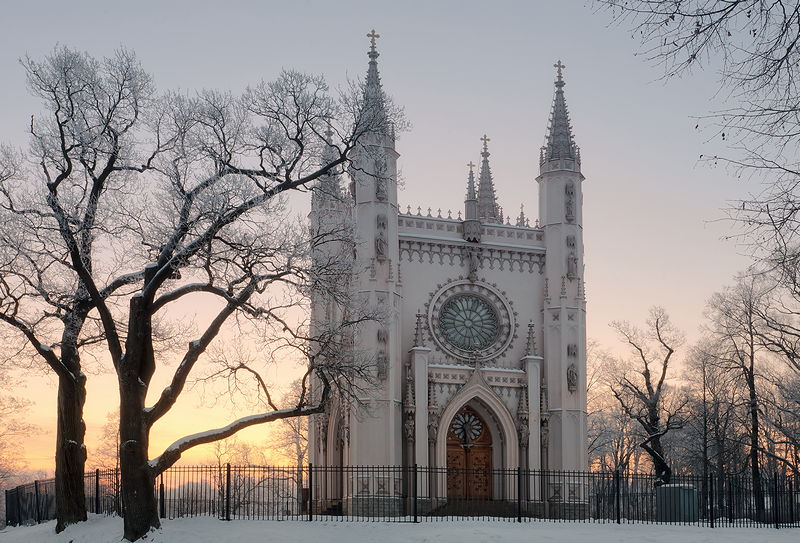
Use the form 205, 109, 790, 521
606, 307, 688, 484
0, 45, 397, 540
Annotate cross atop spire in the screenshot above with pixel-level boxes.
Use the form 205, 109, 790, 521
477, 134, 501, 222
542, 60, 580, 169
467, 161, 476, 172
367, 29, 380, 48
554, 60, 566, 80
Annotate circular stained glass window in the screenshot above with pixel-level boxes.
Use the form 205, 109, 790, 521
438, 295, 499, 351
451, 411, 483, 442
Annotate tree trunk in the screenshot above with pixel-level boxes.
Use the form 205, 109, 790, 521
746, 369, 765, 522
119, 377, 159, 541
54, 373, 88, 532
118, 294, 160, 541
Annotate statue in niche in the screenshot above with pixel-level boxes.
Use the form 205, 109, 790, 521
567, 253, 578, 280
403, 408, 415, 440
567, 363, 578, 393
467, 247, 480, 281
427, 408, 440, 443
374, 156, 388, 201
375, 213, 388, 260
376, 352, 388, 380
565, 182, 575, 223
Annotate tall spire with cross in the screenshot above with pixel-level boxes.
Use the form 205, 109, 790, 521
543, 60, 579, 168
477, 134, 501, 222
363, 29, 388, 133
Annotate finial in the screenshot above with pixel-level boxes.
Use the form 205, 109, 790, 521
525, 322, 537, 357
517, 204, 526, 227
414, 313, 426, 347
467, 161, 476, 173
480, 134, 491, 155
554, 59, 566, 80
367, 29, 380, 49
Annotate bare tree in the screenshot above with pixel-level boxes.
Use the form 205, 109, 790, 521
704, 275, 771, 518
606, 307, 688, 484
0, 44, 398, 541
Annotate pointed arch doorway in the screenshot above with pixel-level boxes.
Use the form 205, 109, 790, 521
446, 405, 493, 500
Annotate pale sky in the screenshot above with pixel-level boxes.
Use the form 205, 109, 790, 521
0, 0, 754, 471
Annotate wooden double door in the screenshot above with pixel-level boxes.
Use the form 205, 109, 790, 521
446, 406, 493, 500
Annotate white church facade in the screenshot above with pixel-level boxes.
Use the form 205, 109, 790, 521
308, 34, 587, 506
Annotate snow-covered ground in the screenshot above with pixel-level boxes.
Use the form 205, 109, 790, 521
1, 515, 796, 543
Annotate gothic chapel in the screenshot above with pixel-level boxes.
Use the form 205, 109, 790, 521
309, 33, 587, 506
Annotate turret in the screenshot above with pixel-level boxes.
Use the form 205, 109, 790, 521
537, 60, 587, 472
349, 30, 403, 467
463, 161, 480, 242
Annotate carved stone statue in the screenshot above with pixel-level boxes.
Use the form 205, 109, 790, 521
567, 363, 578, 393
375, 213, 388, 260
427, 408, 440, 443
467, 247, 480, 281
565, 182, 575, 223
376, 353, 388, 380
567, 253, 578, 280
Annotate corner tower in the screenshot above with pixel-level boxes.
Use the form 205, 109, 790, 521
537, 61, 588, 471
349, 30, 403, 467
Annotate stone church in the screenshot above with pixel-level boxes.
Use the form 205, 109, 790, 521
308, 33, 587, 503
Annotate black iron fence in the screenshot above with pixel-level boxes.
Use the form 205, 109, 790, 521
5, 466, 799, 529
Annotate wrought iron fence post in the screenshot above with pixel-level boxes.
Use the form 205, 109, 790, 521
773, 473, 780, 529
614, 469, 621, 524
413, 464, 418, 523
33, 480, 40, 524
709, 474, 715, 528
789, 477, 795, 526
517, 467, 522, 523
159, 474, 166, 519
225, 463, 231, 521
308, 464, 313, 522
94, 469, 100, 514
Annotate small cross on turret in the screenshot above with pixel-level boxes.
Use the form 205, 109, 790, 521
480, 134, 491, 151
467, 161, 476, 173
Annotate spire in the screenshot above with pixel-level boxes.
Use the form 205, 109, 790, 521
516, 204, 527, 227
465, 161, 477, 201
361, 29, 389, 140
313, 118, 342, 205
542, 60, 579, 169
477, 134, 501, 222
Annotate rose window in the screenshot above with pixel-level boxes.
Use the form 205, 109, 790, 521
451, 411, 483, 442
438, 295, 499, 351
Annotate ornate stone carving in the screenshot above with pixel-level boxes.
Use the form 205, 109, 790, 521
376, 353, 388, 380
566, 235, 578, 280
567, 343, 577, 358
525, 322, 537, 357
413, 313, 426, 347
399, 240, 544, 274
375, 214, 388, 261
374, 156, 388, 201
567, 363, 578, 393
565, 182, 575, 223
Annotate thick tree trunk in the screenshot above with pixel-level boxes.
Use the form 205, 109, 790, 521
119, 295, 160, 541
54, 373, 88, 532
119, 378, 159, 541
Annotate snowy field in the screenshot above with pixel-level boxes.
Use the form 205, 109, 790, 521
1, 515, 797, 543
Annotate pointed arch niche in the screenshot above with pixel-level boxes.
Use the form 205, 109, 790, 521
435, 375, 519, 476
